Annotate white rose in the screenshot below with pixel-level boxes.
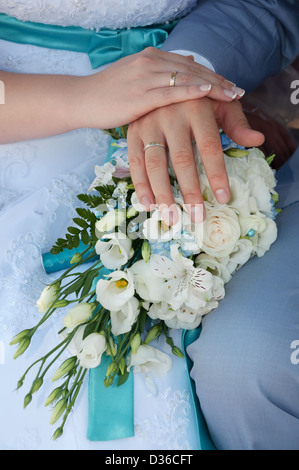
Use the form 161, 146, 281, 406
95, 232, 134, 269
127, 344, 172, 378
36, 282, 60, 313
96, 270, 134, 311
110, 297, 140, 336
95, 209, 126, 233
62, 302, 96, 329
201, 204, 241, 257
77, 333, 107, 369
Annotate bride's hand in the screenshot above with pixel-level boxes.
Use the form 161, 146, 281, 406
84, 47, 245, 129
127, 98, 264, 225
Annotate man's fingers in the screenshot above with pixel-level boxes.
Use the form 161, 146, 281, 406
192, 100, 230, 204
219, 101, 265, 148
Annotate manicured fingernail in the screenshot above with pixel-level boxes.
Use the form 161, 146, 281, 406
199, 84, 212, 92
190, 204, 205, 223
215, 189, 230, 204
232, 86, 245, 97
160, 204, 178, 226
141, 196, 151, 211
224, 79, 236, 86
224, 89, 237, 99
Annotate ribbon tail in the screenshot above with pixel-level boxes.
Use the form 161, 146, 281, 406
87, 355, 134, 441
182, 328, 216, 450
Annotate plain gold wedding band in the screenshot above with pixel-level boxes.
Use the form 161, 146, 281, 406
143, 142, 167, 152
169, 71, 177, 87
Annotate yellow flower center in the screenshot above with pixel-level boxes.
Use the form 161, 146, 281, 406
115, 279, 128, 288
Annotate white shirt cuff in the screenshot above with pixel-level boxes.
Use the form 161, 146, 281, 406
170, 49, 215, 72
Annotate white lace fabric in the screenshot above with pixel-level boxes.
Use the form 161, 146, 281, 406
0, 0, 198, 29
0, 0, 199, 450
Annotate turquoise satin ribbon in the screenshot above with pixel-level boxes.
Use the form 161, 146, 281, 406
0, 12, 176, 69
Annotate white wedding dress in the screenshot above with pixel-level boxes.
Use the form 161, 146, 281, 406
0, 0, 200, 450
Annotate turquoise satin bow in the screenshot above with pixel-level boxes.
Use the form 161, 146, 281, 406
0, 13, 176, 69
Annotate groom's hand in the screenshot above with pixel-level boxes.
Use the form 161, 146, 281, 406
127, 98, 264, 224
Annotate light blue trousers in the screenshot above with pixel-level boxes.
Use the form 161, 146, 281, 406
188, 149, 299, 450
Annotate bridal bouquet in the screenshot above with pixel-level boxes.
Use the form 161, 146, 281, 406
10, 129, 279, 440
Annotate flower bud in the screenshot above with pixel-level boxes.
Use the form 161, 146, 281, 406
13, 338, 30, 359
224, 148, 249, 158
53, 299, 69, 309
52, 427, 63, 441
24, 393, 32, 408
172, 346, 184, 358
45, 387, 63, 407
106, 361, 118, 376
144, 324, 163, 345
50, 399, 67, 425
51, 356, 77, 382
119, 356, 126, 375
32, 377, 43, 394
130, 333, 141, 354
141, 240, 151, 263
36, 282, 61, 313
10, 329, 31, 346
70, 252, 83, 264
62, 302, 96, 329
104, 376, 114, 388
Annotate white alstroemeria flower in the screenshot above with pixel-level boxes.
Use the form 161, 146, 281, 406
142, 206, 182, 242
127, 344, 172, 378
77, 333, 107, 369
88, 162, 116, 192
165, 304, 203, 330
95, 232, 134, 270
128, 259, 165, 302
110, 297, 140, 336
148, 301, 176, 322
200, 204, 241, 258
96, 270, 134, 311
36, 282, 60, 313
62, 302, 96, 329
95, 209, 126, 233
150, 244, 214, 310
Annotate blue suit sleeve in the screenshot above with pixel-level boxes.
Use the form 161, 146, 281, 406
162, 0, 299, 92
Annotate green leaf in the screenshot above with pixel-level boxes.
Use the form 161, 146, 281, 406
117, 370, 129, 387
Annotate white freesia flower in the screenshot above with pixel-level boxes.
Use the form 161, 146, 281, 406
62, 302, 96, 329
127, 344, 172, 378
142, 206, 182, 242
88, 162, 115, 191
110, 297, 140, 336
201, 204, 241, 257
95, 232, 134, 269
36, 282, 60, 313
77, 333, 107, 369
95, 209, 126, 233
96, 270, 134, 311
150, 244, 214, 310
128, 259, 165, 302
